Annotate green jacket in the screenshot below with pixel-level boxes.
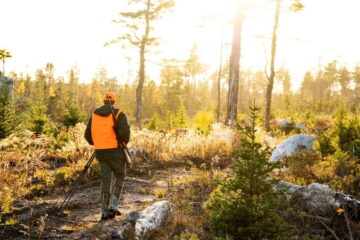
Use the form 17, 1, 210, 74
84, 104, 131, 160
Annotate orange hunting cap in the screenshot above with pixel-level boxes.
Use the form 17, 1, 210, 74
103, 92, 116, 102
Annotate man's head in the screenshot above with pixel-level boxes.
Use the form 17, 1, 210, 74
103, 92, 116, 105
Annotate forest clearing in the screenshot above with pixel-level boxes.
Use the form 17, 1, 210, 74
2, 0, 360, 239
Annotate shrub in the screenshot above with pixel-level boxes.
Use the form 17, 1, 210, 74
49, 130, 70, 150
334, 107, 360, 156
146, 113, 160, 130
206, 103, 290, 240
311, 156, 336, 183
194, 111, 214, 134
0, 83, 18, 139
315, 131, 337, 156
175, 103, 188, 129
24, 101, 57, 136
161, 111, 176, 132
314, 117, 333, 133
60, 101, 84, 127
285, 151, 321, 185
330, 151, 360, 197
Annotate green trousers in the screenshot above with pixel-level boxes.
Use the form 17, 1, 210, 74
98, 156, 126, 193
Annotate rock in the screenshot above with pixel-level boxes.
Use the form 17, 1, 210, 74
295, 123, 307, 130
276, 181, 360, 220
128, 147, 150, 161
113, 201, 173, 240
280, 119, 293, 128
279, 119, 307, 132
270, 134, 315, 162
276, 181, 339, 209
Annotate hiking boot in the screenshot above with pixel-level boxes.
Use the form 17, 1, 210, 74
109, 185, 123, 218
101, 192, 111, 220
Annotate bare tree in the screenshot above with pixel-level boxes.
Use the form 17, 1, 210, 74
264, 0, 303, 131
106, 0, 174, 129
264, 0, 281, 132
226, 9, 244, 126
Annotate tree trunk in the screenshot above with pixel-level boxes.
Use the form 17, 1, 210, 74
264, 0, 281, 132
226, 13, 243, 126
135, 44, 145, 129
135, 0, 151, 129
217, 25, 223, 123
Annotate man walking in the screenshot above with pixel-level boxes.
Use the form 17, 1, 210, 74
85, 92, 130, 220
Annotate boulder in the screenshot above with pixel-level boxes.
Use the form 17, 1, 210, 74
128, 147, 150, 161
276, 181, 360, 220
270, 134, 315, 162
276, 181, 339, 209
113, 201, 173, 240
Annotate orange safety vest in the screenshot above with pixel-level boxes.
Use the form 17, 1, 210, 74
91, 110, 122, 150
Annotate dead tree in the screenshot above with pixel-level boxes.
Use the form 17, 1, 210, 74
226, 11, 244, 126
264, 0, 281, 132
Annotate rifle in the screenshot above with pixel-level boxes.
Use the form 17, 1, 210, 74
106, 96, 132, 166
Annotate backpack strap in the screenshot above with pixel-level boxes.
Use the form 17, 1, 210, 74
115, 109, 122, 122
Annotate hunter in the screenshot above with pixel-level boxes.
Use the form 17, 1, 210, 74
84, 92, 130, 220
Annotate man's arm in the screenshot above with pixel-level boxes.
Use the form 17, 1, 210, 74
116, 112, 130, 144
84, 117, 94, 145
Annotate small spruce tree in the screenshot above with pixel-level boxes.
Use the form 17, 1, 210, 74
175, 103, 188, 128
26, 101, 55, 136
146, 113, 159, 130
206, 102, 290, 239
60, 101, 84, 127
0, 83, 18, 139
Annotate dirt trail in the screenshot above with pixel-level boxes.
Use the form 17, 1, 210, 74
1, 165, 194, 240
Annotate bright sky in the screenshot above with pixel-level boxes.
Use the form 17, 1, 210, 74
1, 0, 360, 90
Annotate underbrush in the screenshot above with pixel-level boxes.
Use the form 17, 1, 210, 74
167, 168, 227, 240
277, 107, 360, 199
0, 124, 97, 214
131, 123, 234, 161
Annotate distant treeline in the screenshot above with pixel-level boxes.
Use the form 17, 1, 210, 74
0, 57, 358, 136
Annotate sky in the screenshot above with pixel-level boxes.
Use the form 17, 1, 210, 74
1, 0, 360, 91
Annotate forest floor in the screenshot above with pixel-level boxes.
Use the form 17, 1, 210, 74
0, 160, 197, 240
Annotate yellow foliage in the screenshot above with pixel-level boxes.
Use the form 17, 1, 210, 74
49, 86, 56, 97
155, 188, 166, 198
337, 208, 345, 215
17, 81, 25, 97
5, 217, 19, 225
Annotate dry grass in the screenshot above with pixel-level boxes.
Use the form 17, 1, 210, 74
131, 123, 234, 161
